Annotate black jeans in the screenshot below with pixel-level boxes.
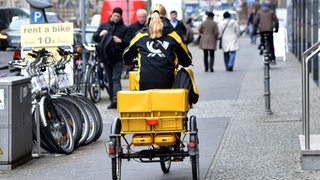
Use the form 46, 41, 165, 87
105, 61, 123, 104
203, 49, 215, 70
260, 32, 275, 61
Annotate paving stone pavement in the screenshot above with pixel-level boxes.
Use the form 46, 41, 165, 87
1, 37, 320, 179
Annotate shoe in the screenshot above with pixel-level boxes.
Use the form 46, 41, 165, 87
226, 67, 233, 71
205, 68, 208, 72
210, 68, 214, 72
107, 102, 117, 109
270, 60, 277, 65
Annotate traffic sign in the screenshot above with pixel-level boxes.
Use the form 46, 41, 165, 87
31, 11, 43, 23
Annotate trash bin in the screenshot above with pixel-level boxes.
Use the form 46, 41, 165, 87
0, 76, 32, 170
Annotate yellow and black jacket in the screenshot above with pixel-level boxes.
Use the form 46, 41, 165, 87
123, 17, 192, 90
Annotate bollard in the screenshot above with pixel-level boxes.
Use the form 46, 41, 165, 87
263, 34, 272, 115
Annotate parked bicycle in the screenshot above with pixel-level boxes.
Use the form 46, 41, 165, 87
83, 44, 110, 103
9, 47, 103, 154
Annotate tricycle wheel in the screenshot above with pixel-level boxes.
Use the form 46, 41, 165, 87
160, 157, 171, 173
189, 115, 199, 180
111, 136, 122, 180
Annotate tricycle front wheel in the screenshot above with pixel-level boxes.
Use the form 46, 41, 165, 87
160, 156, 171, 173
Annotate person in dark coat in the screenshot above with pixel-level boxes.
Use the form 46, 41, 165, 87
127, 9, 147, 39
247, 8, 257, 44
93, 7, 130, 109
253, 2, 279, 64
169, 10, 187, 43
198, 12, 219, 72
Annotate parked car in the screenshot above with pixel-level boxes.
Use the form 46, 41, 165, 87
0, 18, 29, 50
0, 12, 65, 50
0, 7, 29, 31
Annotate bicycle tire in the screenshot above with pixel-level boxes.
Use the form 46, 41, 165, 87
56, 95, 90, 147
67, 95, 98, 145
88, 65, 101, 103
52, 97, 82, 147
39, 94, 75, 154
32, 109, 60, 154
73, 94, 103, 142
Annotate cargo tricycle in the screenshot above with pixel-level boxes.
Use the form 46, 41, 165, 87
106, 72, 199, 180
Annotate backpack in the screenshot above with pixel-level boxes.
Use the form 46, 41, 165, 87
172, 68, 199, 106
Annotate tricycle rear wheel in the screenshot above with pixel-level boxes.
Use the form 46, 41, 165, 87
111, 136, 122, 180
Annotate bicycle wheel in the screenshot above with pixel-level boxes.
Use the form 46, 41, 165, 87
56, 95, 90, 147
74, 94, 103, 142
88, 65, 101, 103
52, 97, 82, 147
39, 94, 75, 154
32, 108, 60, 153
61, 94, 98, 145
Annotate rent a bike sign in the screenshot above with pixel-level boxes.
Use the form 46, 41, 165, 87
20, 23, 74, 87
21, 23, 73, 47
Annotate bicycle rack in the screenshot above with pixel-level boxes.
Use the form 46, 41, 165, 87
300, 41, 320, 170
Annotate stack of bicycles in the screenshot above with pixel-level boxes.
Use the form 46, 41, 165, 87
9, 47, 103, 154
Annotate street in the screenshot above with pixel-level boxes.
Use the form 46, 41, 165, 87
0, 36, 254, 179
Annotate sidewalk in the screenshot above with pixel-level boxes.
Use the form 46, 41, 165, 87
1, 37, 320, 179
204, 41, 320, 179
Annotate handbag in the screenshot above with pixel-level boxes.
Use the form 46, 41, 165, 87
219, 20, 230, 49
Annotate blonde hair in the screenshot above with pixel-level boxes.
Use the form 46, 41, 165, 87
148, 4, 167, 39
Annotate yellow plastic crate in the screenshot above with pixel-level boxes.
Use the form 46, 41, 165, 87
153, 111, 185, 131
120, 112, 151, 133
118, 89, 189, 133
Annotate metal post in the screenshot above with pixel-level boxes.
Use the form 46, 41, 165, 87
263, 34, 272, 115
301, 41, 320, 150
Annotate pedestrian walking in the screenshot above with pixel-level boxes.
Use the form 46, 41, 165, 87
93, 7, 130, 109
169, 10, 187, 42
253, 1, 279, 64
127, 9, 147, 39
123, 3, 192, 90
247, 8, 257, 44
218, 11, 240, 71
198, 12, 219, 72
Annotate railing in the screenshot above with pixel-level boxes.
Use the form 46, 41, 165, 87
301, 41, 320, 150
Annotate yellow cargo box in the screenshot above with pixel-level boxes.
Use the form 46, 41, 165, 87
120, 112, 151, 133
150, 89, 189, 111
153, 111, 185, 131
129, 71, 139, 90
117, 90, 151, 112
154, 134, 176, 146
132, 134, 153, 146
